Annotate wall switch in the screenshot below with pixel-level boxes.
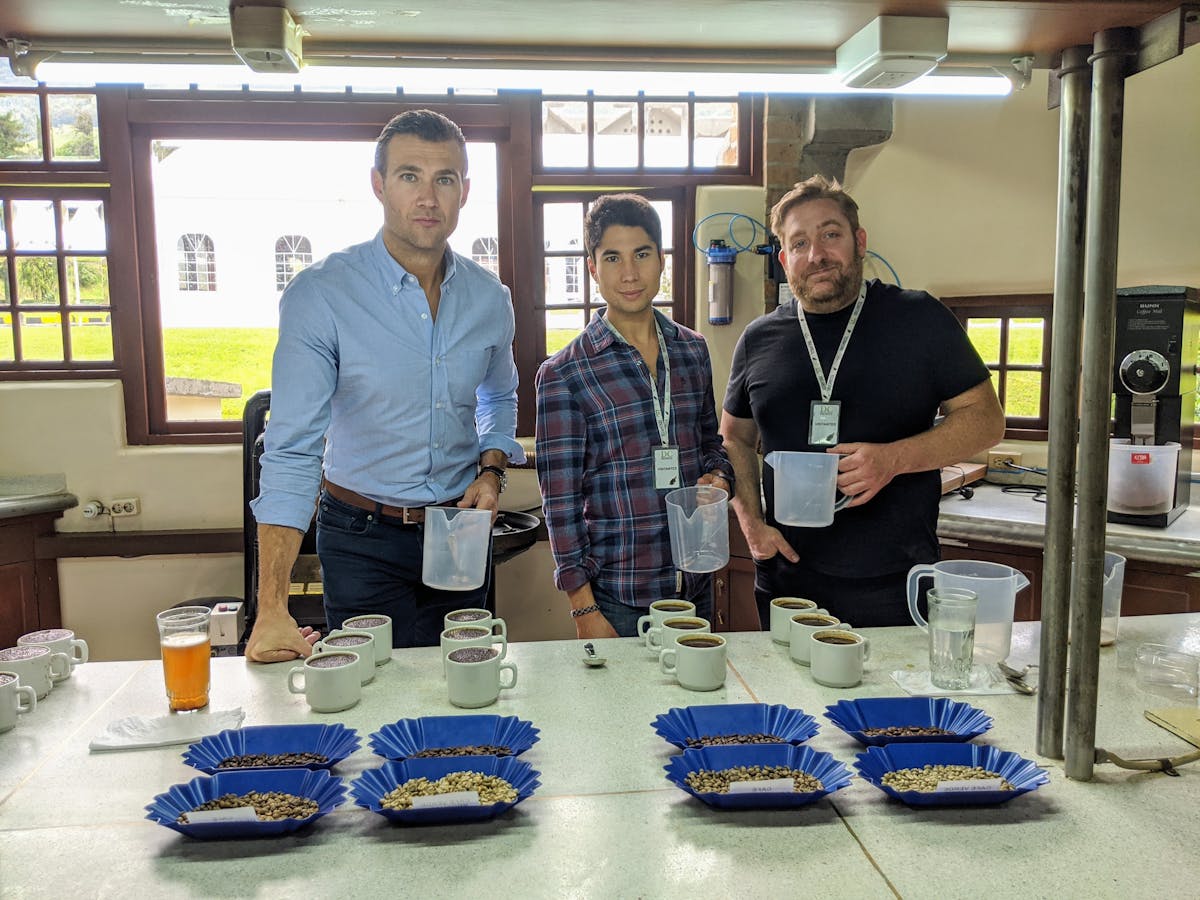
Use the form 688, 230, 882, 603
109, 497, 140, 517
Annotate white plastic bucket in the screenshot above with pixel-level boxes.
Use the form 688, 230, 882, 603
1107, 439, 1180, 515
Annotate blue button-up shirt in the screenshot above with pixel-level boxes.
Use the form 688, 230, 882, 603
251, 230, 524, 532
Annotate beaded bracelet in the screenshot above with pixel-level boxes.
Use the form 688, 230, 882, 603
570, 604, 601, 618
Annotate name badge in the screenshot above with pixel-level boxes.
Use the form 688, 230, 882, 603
654, 446, 681, 489
809, 400, 841, 446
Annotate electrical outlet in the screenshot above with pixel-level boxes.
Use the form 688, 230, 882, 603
987, 451, 1023, 477
109, 497, 140, 517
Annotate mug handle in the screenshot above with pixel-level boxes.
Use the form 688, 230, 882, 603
286, 666, 306, 694
859, 634, 871, 661
636, 614, 652, 638
493, 635, 508, 660
492, 617, 508, 642
498, 661, 518, 690
647, 627, 662, 649
660, 648, 678, 675
48, 651, 71, 682
906, 565, 936, 631
17, 684, 36, 714
71, 638, 90, 665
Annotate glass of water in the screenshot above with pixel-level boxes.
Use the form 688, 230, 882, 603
928, 587, 978, 690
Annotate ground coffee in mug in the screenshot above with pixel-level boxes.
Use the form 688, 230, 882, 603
308, 652, 357, 668
446, 611, 490, 623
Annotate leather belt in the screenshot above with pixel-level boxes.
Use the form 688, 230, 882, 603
323, 481, 450, 525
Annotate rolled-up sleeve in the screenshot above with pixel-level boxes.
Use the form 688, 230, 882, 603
474, 284, 526, 464
535, 360, 599, 592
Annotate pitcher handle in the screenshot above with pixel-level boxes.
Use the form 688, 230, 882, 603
833, 493, 854, 512
906, 565, 936, 631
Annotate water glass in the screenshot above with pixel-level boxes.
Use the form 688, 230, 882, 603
928, 588, 977, 690
155, 606, 212, 712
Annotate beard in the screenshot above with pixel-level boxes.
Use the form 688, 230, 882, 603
794, 253, 865, 313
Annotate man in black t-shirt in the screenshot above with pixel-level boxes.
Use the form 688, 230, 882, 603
720, 176, 1005, 627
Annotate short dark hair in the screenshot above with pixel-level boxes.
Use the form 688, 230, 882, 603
583, 193, 663, 259
769, 174, 861, 238
374, 109, 467, 175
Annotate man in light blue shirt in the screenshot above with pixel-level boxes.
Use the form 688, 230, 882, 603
247, 109, 524, 661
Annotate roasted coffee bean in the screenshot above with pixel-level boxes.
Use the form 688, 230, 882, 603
684, 764, 824, 794
683, 733, 785, 748
447, 647, 496, 663
216, 752, 329, 768
308, 653, 356, 668
380, 772, 518, 809
410, 744, 513, 758
178, 791, 318, 822
860, 726, 954, 737
881, 764, 1013, 792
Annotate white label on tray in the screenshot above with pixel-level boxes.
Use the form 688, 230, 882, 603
933, 778, 1005, 793
728, 778, 794, 794
184, 807, 258, 823
410, 790, 482, 809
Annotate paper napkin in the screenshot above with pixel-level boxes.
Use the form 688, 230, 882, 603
89, 707, 245, 751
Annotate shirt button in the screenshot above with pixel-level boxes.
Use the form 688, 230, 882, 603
436, 402, 444, 409
433, 442, 441, 448
421, 313, 428, 320
391, 284, 399, 294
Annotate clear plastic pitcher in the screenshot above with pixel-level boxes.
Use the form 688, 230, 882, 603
665, 486, 729, 573
421, 507, 492, 591
1072, 551, 1126, 646
765, 451, 850, 527
906, 560, 1029, 664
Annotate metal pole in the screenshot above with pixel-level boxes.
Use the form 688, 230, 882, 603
1065, 27, 1136, 781
1037, 45, 1092, 760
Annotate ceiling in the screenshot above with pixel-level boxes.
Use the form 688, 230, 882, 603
0, 1, 1192, 71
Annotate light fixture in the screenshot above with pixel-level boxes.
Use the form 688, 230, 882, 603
230, 5, 303, 74
836, 16, 949, 89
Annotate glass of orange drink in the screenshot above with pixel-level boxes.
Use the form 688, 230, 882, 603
155, 606, 212, 711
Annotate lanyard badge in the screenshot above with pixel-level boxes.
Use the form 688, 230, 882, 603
797, 282, 866, 447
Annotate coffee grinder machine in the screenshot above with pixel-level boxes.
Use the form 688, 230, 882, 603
1107, 285, 1199, 527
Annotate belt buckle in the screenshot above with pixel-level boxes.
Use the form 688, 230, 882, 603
402, 507, 418, 525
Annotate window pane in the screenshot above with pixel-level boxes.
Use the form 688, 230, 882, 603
69, 314, 113, 361
544, 256, 585, 307
274, 234, 312, 291
65, 257, 109, 305
541, 100, 587, 167
644, 101, 688, 168
594, 101, 637, 168
11, 200, 57, 250
694, 101, 738, 167
63, 200, 107, 251
0, 314, 12, 361
546, 308, 586, 355
542, 203, 583, 251
966, 317, 1001, 365
650, 201, 673, 251
0, 259, 7, 301
0, 93, 42, 161
1007, 317, 1044, 365
19, 312, 63, 360
1005, 371, 1042, 418
48, 94, 100, 161
16, 257, 59, 304
660, 255, 673, 300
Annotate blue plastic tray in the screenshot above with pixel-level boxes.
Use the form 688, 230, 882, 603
664, 743, 852, 809
369, 715, 539, 761
823, 697, 993, 746
145, 768, 346, 839
853, 742, 1049, 807
352, 755, 540, 825
183, 723, 361, 774
651, 703, 819, 751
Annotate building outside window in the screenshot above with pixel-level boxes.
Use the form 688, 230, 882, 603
471, 236, 500, 277
177, 233, 216, 292
274, 234, 312, 291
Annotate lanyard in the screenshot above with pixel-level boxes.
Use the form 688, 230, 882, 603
603, 314, 672, 446
795, 281, 867, 402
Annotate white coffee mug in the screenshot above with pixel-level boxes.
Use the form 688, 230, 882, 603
287, 651, 362, 713
312, 631, 375, 685
809, 629, 871, 688
340, 614, 392, 666
0, 645, 70, 700
445, 646, 518, 709
18, 628, 89, 676
637, 600, 698, 652
769, 598, 826, 644
443, 608, 507, 643
789, 612, 851, 666
440, 624, 508, 677
646, 617, 711, 652
660, 633, 728, 691
0, 671, 37, 733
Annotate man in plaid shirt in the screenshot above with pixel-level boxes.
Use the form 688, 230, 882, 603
535, 194, 734, 638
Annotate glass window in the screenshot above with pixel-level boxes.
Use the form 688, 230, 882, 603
177, 233, 217, 292
471, 236, 500, 277
0, 93, 42, 161
274, 234, 312, 291
48, 94, 100, 161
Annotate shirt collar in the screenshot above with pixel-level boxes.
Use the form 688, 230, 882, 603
584, 307, 678, 354
371, 229, 457, 288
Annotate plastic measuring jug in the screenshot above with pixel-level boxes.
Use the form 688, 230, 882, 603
764, 451, 851, 527
906, 560, 1029, 664
421, 507, 492, 590
665, 485, 729, 573
1071, 551, 1126, 646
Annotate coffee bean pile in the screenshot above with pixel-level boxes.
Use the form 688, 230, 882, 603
216, 752, 329, 769
685, 764, 824, 794
411, 745, 513, 758
881, 764, 1013, 792
683, 733, 785, 748
381, 772, 518, 809
178, 791, 317, 823
860, 726, 954, 737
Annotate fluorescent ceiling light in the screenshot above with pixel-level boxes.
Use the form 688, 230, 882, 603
30, 60, 1013, 97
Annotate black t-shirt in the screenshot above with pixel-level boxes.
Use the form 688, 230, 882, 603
724, 280, 990, 577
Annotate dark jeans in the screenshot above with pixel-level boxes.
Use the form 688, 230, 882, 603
593, 580, 715, 638
753, 555, 911, 629
316, 492, 491, 648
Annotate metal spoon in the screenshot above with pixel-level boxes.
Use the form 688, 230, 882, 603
1005, 674, 1036, 695
582, 642, 607, 668
998, 660, 1036, 681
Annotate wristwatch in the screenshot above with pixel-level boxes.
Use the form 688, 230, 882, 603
479, 464, 507, 493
